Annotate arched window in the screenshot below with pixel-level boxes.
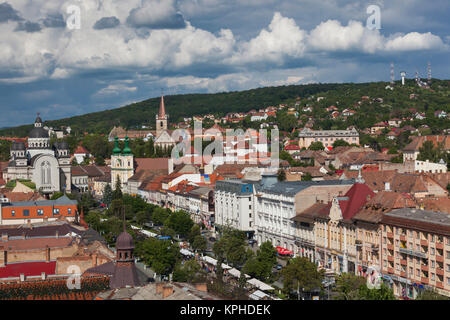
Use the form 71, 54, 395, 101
41, 161, 51, 185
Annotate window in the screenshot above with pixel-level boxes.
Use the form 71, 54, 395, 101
409, 267, 413, 274
431, 248, 435, 256
11, 210, 15, 217
416, 269, 420, 277
37, 209, 44, 216
447, 251, 450, 259
431, 235, 435, 243
68, 208, 72, 215
23, 209, 29, 217
431, 261, 435, 268
53, 208, 60, 215
447, 264, 450, 272
431, 273, 435, 281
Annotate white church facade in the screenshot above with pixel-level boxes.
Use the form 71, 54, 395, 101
4, 115, 71, 195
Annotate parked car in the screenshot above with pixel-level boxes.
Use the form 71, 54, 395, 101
99, 203, 107, 208
209, 237, 216, 242
276, 264, 283, 270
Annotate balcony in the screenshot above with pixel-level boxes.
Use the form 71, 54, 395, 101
387, 255, 394, 263
399, 247, 426, 259
421, 277, 429, 284
400, 271, 407, 278
387, 267, 394, 274
420, 239, 428, 247
400, 259, 407, 265
436, 255, 444, 263
400, 235, 406, 241
436, 282, 444, 289
387, 244, 394, 251
421, 265, 429, 272
436, 242, 444, 250
436, 268, 444, 276
387, 232, 394, 239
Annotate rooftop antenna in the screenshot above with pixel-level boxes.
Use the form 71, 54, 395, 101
390, 62, 394, 86
400, 71, 406, 86
415, 70, 419, 83
427, 62, 431, 85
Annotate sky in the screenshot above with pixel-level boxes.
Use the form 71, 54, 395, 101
0, 0, 449, 128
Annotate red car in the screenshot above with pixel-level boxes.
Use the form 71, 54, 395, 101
99, 203, 107, 208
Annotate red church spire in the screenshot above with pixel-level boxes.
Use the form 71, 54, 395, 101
158, 93, 166, 118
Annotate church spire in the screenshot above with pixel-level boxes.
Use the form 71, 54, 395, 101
158, 93, 166, 119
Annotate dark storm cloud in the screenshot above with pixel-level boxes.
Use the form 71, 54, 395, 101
93, 16, 121, 30
15, 21, 42, 32
0, 2, 23, 22
42, 13, 66, 28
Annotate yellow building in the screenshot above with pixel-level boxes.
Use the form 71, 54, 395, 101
111, 136, 134, 191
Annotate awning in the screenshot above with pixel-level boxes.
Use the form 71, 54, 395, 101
180, 249, 194, 256
276, 246, 293, 255
249, 290, 269, 300
228, 268, 251, 279
201, 256, 232, 269
247, 278, 274, 291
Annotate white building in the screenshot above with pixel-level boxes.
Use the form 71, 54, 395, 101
214, 179, 256, 238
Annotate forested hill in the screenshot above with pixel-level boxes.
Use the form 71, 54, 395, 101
1, 79, 449, 137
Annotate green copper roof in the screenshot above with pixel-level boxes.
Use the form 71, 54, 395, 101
113, 136, 122, 155
122, 136, 132, 155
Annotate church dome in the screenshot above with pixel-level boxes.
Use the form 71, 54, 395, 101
116, 231, 134, 250
29, 126, 49, 138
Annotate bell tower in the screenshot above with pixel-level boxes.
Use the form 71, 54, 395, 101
156, 93, 168, 137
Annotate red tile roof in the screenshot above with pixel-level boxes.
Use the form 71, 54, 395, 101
0, 261, 56, 278
338, 183, 375, 220
134, 158, 169, 171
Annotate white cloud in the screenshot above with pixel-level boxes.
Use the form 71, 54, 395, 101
0, 2, 447, 85
308, 20, 384, 53
384, 32, 447, 51
126, 0, 186, 29
95, 83, 138, 96
229, 12, 307, 64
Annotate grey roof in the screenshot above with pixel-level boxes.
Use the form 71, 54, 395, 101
256, 179, 355, 196
385, 208, 450, 227
188, 186, 213, 197
29, 126, 49, 139
215, 179, 254, 195
5, 195, 77, 208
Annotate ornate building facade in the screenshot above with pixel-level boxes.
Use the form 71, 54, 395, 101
110, 136, 134, 191
4, 115, 71, 194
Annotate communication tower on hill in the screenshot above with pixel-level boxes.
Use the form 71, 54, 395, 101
427, 62, 431, 85
400, 71, 406, 86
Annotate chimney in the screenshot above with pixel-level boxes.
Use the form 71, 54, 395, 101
162, 285, 174, 299
156, 282, 164, 295
45, 245, 50, 262
20, 274, 25, 282
168, 158, 174, 175
385, 182, 390, 191
195, 283, 208, 292
1, 233, 7, 242
0, 250, 6, 267
92, 254, 98, 267
41, 272, 46, 280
